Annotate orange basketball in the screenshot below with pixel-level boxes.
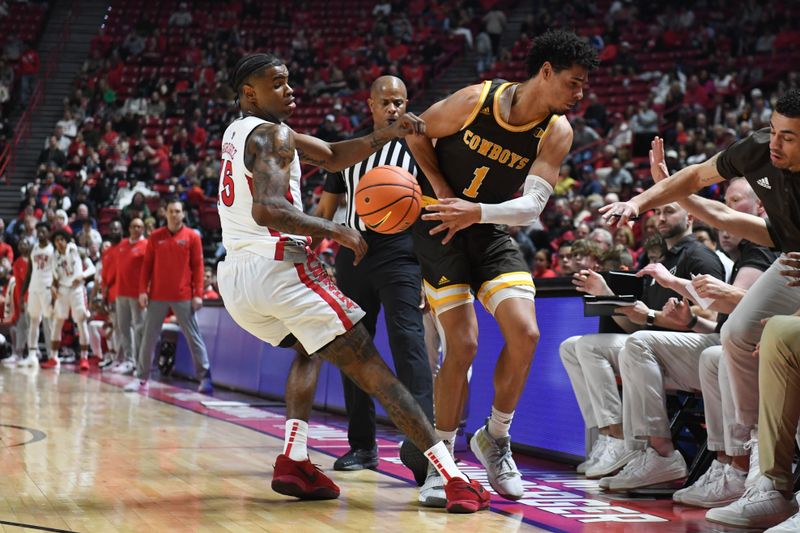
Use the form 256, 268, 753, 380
355, 165, 422, 234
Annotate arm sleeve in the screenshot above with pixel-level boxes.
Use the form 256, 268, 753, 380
191, 232, 204, 298
139, 240, 155, 295
479, 175, 554, 226
323, 171, 346, 194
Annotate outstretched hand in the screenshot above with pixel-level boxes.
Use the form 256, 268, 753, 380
650, 136, 670, 183
599, 201, 640, 228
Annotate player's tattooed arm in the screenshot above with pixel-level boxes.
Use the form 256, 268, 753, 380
247, 124, 369, 263
292, 113, 424, 172
246, 123, 341, 238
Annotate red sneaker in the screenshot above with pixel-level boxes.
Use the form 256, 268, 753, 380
79, 358, 90, 371
40, 358, 60, 369
271, 454, 340, 500
444, 477, 490, 513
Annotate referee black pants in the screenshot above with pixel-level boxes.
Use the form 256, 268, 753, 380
334, 239, 434, 451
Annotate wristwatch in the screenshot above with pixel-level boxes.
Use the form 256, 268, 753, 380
646, 309, 656, 328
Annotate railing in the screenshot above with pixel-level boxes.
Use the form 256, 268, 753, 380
0, 2, 75, 184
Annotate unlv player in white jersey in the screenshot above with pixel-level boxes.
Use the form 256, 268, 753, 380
216, 53, 488, 513
45, 230, 96, 370
20, 222, 55, 367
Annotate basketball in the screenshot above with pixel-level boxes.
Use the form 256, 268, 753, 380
354, 165, 422, 234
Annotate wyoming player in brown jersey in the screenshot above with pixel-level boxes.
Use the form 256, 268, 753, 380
406, 30, 598, 503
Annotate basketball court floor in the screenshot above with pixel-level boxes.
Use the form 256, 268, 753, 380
0, 364, 764, 532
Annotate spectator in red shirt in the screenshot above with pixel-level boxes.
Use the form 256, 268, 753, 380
533, 249, 558, 279
109, 218, 147, 375
1, 240, 30, 364
100, 220, 123, 368
203, 265, 219, 300
125, 199, 211, 393
188, 120, 207, 149
19, 42, 39, 106
0, 223, 13, 263
401, 57, 425, 92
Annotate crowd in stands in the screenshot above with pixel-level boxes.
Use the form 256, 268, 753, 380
1, 0, 799, 353
0, 1, 48, 153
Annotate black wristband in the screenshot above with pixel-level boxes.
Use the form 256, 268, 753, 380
686, 314, 699, 330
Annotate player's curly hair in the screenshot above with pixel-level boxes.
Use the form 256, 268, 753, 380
51, 229, 72, 243
526, 30, 599, 77
775, 88, 800, 118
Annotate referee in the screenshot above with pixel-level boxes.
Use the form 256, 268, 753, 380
316, 76, 433, 479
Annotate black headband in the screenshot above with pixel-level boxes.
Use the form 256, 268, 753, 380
232, 53, 282, 93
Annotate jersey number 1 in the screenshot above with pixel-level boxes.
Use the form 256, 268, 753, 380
462, 166, 489, 198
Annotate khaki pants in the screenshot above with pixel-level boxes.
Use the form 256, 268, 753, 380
699, 346, 750, 456
722, 257, 800, 429
619, 331, 716, 442
758, 314, 800, 492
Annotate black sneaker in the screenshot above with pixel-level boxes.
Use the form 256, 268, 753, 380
400, 440, 429, 486
333, 447, 379, 471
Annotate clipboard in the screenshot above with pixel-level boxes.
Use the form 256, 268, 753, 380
583, 295, 637, 317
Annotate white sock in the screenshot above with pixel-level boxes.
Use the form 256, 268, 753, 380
425, 441, 467, 482
80, 348, 88, 359
435, 428, 457, 457
487, 406, 514, 439
283, 419, 309, 461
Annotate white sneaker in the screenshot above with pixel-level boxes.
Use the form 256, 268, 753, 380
469, 425, 523, 500
1, 355, 21, 366
418, 463, 446, 508
674, 459, 725, 503
605, 448, 687, 492
706, 475, 798, 529
98, 358, 115, 370
598, 471, 619, 490
766, 511, 800, 532
679, 462, 746, 508
584, 438, 639, 479
598, 450, 647, 490
123, 379, 148, 392
745, 429, 760, 488
114, 361, 135, 375
577, 435, 608, 474
18, 354, 38, 367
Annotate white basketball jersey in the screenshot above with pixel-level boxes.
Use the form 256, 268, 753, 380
54, 242, 83, 288
29, 241, 54, 291
219, 115, 310, 260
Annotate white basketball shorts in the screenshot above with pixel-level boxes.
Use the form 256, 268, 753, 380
218, 249, 365, 354
53, 286, 88, 321
27, 289, 52, 320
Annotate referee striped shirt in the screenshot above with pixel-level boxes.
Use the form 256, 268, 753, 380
323, 138, 421, 233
